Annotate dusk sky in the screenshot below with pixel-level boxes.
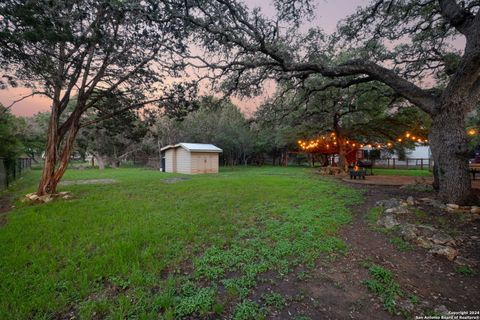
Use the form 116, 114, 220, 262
1, 0, 370, 117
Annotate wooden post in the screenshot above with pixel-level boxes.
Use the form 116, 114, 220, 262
421, 159, 424, 170
393, 158, 396, 169
406, 158, 409, 169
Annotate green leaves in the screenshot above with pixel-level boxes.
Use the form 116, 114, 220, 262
364, 264, 403, 314
233, 300, 265, 320
174, 286, 216, 318
0, 105, 25, 159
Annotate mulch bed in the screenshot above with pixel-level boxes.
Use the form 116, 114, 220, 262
342, 175, 432, 186
342, 174, 480, 192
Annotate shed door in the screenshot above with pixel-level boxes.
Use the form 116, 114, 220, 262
198, 155, 206, 173
197, 155, 209, 173
204, 155, 214, 173
192, 153, 215, 173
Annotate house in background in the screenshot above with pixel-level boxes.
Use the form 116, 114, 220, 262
376, 144, 432, 160
160, 143, 222, 174
405, 145, 431, 159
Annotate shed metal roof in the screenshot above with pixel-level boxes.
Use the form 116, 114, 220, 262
161, 143, 222, 153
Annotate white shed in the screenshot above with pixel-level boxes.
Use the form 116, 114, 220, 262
160, 143, 222, 174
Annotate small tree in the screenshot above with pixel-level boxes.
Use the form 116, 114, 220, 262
181, 97, 254, 165
264, 81, 430, 170
16, 112, 50, 161
253, 105, 299, 166
76, 96, 147, 169
0, 104, 23, 159
0, 0, 190, 195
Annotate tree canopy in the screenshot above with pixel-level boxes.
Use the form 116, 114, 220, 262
179, 0, 480, 204
0, 0, 195, 194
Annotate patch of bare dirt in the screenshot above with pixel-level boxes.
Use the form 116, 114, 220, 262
59, 179, 117, 185
250, 258, 393, 319
162, 177, 190, 184
248, 183, 480, 319
348, 186, 478, 303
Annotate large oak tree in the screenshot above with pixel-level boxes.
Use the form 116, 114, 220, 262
182, 0, 480, 204
260, 81, 430, 170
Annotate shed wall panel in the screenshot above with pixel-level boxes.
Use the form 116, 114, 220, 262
175, 148, 192, 174
165, 149, 175, 173
190, 152, 219, 174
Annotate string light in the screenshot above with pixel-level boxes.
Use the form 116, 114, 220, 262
294, 127, 480, 152
297, 130, 431, 152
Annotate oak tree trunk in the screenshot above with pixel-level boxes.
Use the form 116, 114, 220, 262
336, 136, 348, 172
429, 102, 473, 205
109, 158, 120, 168
94, 153, 106, 170
333, 115, 348, 172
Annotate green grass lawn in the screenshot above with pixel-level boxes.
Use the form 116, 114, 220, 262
372, 168, 432, 177
0, 166, 361, 319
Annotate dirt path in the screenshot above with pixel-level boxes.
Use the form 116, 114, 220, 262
260, 183, 480, 319
341, 184, 479, 314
